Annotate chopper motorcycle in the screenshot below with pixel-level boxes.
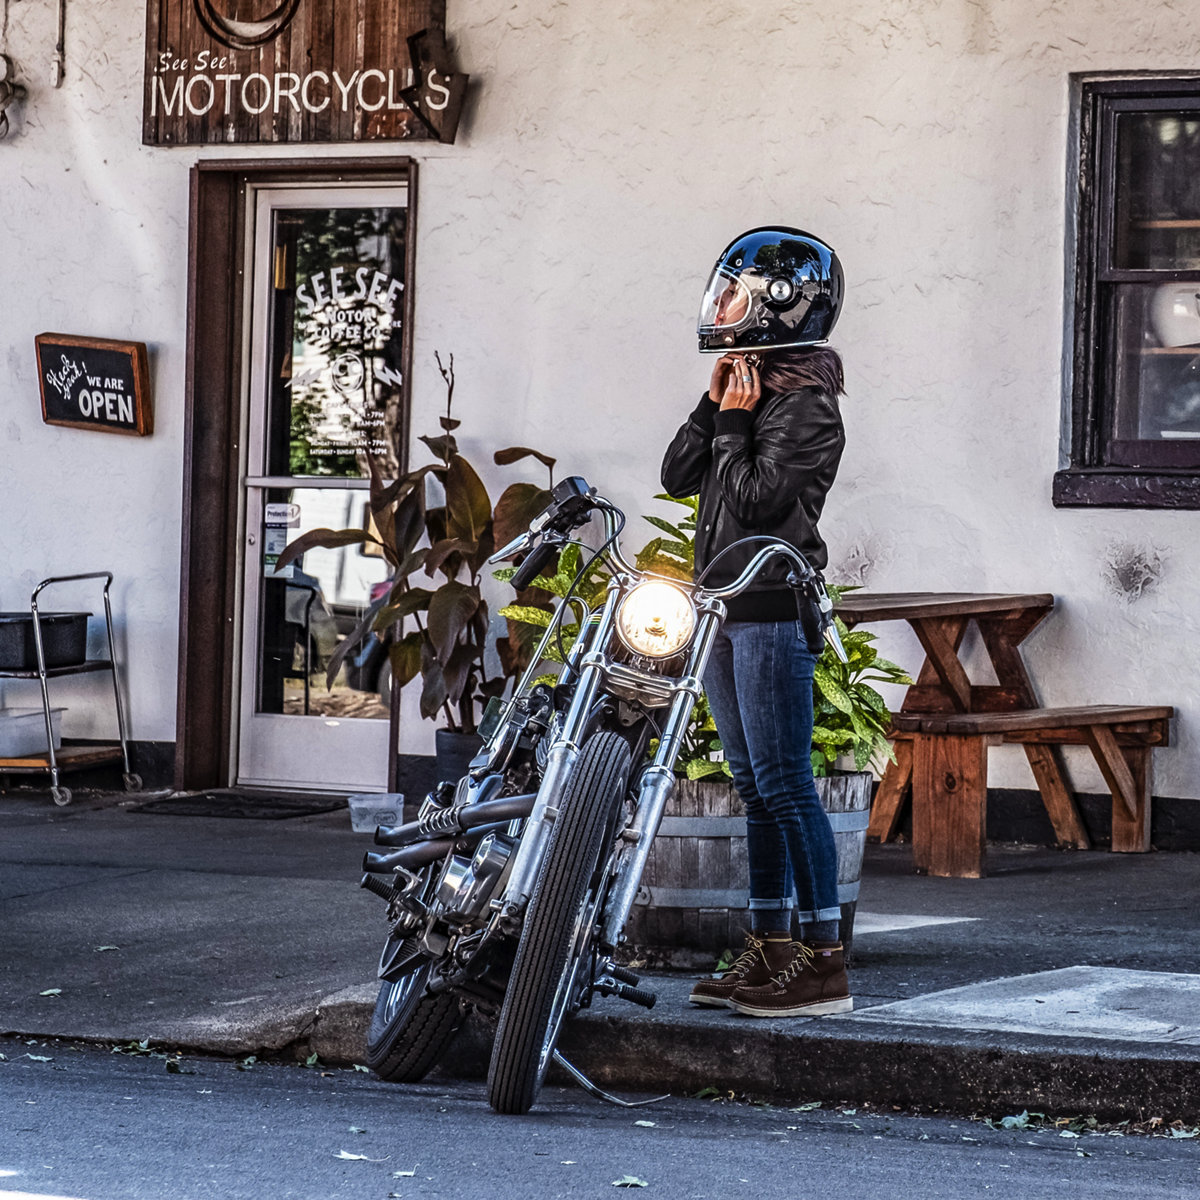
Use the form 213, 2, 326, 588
359, 475, 846, 1115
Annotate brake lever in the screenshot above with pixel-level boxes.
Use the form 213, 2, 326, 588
487, 530, 535, 565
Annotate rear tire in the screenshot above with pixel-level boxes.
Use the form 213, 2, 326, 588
487, 730, 632, 1114
366, 961, 465, 1083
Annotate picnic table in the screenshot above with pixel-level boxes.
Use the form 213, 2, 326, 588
835, 592, 1172, 877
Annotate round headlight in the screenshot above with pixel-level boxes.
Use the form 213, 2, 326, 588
616, 580, 696, 659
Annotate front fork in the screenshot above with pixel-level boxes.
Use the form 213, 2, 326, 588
599, 606, 721, 949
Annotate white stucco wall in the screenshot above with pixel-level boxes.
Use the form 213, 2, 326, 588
0, 0, 1195, 797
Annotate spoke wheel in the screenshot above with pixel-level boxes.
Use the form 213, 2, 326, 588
487, 730, 632, 1115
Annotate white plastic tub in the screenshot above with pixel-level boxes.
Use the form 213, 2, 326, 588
0, 708, 65, 758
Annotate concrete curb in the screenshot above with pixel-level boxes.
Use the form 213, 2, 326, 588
6, 981, 1200, 1122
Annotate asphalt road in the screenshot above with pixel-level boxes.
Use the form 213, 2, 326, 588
1, 1040, 1196, 1200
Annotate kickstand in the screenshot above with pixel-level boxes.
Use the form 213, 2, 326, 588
552, 1050, 669, 1108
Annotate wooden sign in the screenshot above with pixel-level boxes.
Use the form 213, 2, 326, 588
36, 334, 153, 437
143, 1, 467, 145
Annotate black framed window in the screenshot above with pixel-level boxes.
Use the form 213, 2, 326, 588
1056, 76, 1200, 508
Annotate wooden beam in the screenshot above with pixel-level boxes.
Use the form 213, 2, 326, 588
910, 617, 974, 712
911, 734, 990, 878
1084, 723, 1140, 821
1110, 746, 1151, 853
1023, 744, 1090, 849
868, 740, 912, 843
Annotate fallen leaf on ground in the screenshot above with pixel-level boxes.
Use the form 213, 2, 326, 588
790, 1101, 821, 1112
334, 1150, 388, 1162
39, 989, 62, 997
349, 1126, 366, 1134
236, 1056, 257, 1071
25, 1054, 52, 1062
634, 1120, 655, 1128
94, 945, 120, 952
393, 1170, 416, 1178
352, 1064, 370, 1073
612, 1177, 648, 1188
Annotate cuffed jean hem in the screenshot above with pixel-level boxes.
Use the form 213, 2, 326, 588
798, 905, 844, 924
748, 897, 793, 912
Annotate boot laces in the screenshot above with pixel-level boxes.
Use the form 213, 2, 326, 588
775, 941, 816, 985
724, 933, 767, 978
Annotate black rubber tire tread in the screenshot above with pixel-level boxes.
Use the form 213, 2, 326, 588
365, 964, 465, 1083
487, 730, 632, 1114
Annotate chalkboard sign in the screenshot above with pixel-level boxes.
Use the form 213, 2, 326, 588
35, 334, 152, 437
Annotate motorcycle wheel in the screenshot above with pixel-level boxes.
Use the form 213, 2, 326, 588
487, 730, 632, 1115
365, 960, 465, 1083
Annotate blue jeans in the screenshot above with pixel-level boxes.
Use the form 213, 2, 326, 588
703, 619, 841, 925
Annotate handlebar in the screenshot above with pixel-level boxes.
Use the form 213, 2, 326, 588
486, 477, 845, 661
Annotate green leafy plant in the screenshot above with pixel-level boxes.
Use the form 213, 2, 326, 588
810, 595, 913, 777
277, 352, 554, 733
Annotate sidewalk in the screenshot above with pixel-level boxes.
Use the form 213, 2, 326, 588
2, 787, 1198, 1121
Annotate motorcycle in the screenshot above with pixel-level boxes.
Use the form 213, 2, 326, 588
359, 475, 846, 1114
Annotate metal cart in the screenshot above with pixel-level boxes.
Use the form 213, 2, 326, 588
0, 572, 140, 806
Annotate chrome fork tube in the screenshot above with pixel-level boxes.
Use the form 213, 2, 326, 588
498, 585, 621, 914
600, 610, 721, 947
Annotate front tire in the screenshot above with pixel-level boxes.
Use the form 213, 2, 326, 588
366, 960, 465, 1083
487, 730, 632, 1114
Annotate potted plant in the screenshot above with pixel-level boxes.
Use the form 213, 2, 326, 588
276, 352, 555, 781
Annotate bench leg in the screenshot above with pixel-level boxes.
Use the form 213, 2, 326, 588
911, 734, 989, 878
1105, 743, 1151, 853
868, 740, 912, 843
1023, 744, 1090, 850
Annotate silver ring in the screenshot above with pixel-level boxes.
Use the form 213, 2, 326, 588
741, 375, 751, 383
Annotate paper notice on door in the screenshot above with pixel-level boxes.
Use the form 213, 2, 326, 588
264, 503, 300, 577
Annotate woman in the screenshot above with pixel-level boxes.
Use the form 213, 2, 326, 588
661, 226, 851, 1017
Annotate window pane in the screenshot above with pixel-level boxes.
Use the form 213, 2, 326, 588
257, 486, 392, 718
265, 207, 408, 479
1114, 113, 1200, 269
1111, 285, 1200, 444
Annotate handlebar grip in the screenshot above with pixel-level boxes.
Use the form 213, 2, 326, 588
510, 540, 559, 592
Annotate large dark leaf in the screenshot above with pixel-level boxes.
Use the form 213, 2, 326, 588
419, 640, 448, 719
442, 641, 479, 707
492, 482, 552, 550
276, 528, 380, 572
373, 588, 433, 631
445, 454, 492, 544
392, 487, 426, 562
439, 416, 462, 431
494, 446, 557, 476
373, 462, 440, 512
425, 505, 448, 545
424, 537, 477, 579
467, 525, 496, 576
389, 631, 424, 688
426, 580, 480, 666
419, 433, 458, 462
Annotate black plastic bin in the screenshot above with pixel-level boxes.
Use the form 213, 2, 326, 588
0, 613, 90, 670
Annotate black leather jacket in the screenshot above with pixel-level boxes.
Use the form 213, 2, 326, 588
660, 387, 844, 621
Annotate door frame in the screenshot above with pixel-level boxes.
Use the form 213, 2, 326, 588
177, 157, 417, 791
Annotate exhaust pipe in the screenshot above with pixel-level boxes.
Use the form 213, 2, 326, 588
363, 837, 456, 874
374, 793, 536, 848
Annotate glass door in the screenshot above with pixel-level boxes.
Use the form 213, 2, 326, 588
236, 186, 409, 791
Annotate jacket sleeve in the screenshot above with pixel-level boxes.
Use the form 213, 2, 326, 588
710, 390, 845, 525
660, 393, 717, 498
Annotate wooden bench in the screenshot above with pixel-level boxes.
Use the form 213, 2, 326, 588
873, 705, 1173, 878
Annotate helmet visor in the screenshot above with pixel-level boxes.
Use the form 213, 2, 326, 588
698, 270, 753, 333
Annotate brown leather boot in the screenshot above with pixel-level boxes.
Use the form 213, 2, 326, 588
688, 931, 793, 1008
728, 940, 853, 1017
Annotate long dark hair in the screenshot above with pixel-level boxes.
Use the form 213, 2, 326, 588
758, 346, 844, 397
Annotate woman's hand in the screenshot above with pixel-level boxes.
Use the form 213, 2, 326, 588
709, 354, 760, 411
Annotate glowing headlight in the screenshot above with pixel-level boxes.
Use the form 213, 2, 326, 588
616, 580, 696, 659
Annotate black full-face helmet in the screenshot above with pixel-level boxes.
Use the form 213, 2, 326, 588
697, 227, 843, 353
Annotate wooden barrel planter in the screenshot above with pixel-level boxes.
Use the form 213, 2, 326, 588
622, 773, 873, 969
